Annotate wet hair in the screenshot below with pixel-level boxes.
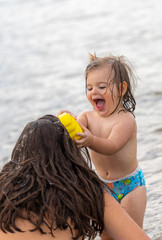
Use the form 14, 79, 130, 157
85, 53, 137, 114
0, 115, 105, 240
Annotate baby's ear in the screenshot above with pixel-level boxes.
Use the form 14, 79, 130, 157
119, 81, 127, 96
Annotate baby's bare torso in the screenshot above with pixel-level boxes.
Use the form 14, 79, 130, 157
78, 110, 138, 180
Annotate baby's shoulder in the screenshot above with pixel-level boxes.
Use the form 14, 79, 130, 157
78, 110, 95, 118
119, 111, 135, 120
118, 111, 137, 129
78, 110, 96, 127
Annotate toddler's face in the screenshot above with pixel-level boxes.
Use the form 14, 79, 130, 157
86, 65, 121, 117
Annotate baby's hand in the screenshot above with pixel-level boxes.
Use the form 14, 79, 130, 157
56, 110, 77, 119
74, 125, 94, 148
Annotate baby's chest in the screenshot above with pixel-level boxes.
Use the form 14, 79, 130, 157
88, 119, 113, 138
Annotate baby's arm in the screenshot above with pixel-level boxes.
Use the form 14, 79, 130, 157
104, 192, 150, 240
76, 112, 136, 154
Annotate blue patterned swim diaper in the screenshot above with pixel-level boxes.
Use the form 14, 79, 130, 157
101, 166, 146, 203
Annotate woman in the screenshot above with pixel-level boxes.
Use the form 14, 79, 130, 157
0, 115, 150, 240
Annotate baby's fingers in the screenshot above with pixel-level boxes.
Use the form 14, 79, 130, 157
56, 110, 76, 119
74, 138, 82, 144
76, 132, 85, 138
56, 110, 66, 117
74, 139, 84, 148
74, 137, 85, 144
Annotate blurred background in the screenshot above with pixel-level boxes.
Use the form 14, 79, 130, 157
0, 0, 162, 239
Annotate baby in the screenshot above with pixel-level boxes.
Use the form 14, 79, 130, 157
73, 53, 147, 240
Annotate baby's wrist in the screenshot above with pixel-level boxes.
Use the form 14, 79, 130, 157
89, 135, 95, 148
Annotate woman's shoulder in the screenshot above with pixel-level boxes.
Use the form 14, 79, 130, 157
103, 192, 150, 240
0, 218, 80, 240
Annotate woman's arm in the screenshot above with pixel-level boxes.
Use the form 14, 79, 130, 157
103, 192, 150, 240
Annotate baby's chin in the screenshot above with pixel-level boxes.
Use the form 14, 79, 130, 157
95, 108, 109, 117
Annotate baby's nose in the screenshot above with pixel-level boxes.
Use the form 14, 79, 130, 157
91, 87, 98, 94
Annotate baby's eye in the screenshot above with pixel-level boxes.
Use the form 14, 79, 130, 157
99, 86, 106, 89
87, 87, 93, 91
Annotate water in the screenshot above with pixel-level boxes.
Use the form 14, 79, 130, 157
0, 0, 162, 239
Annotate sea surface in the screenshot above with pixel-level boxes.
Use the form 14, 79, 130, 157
0, 0, 162, 239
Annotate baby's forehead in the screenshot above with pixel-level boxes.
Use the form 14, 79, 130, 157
87, 64, 115, 81
92, 63, 114, 74
100, 64, 114, 74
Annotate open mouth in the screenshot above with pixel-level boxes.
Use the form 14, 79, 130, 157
94, 99, 105, 111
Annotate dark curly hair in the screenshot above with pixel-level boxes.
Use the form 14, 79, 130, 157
85, 53, 137, 114
0, 115, 105, 239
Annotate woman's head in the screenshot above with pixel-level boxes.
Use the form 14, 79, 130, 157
11, 115, 78, 169
85, 53, 136, 114
0, 115, 104, 239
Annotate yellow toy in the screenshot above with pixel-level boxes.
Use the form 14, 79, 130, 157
58, 113, 83, 140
